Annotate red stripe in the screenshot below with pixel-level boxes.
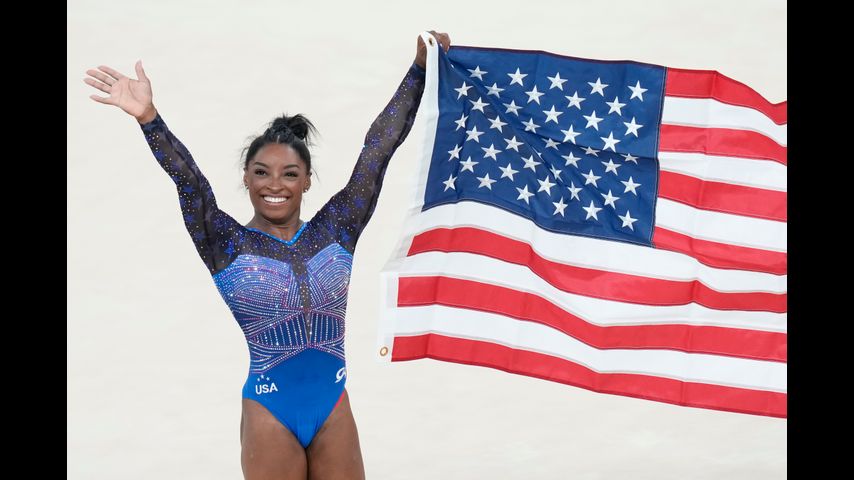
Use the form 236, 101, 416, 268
659, 125, 787, 165
391, 334, 787, 418
652, 227, 787, 276
398, 276, 787, 362
408, 227, 787, 313
658, 170, 787, 222
664, 68, 787, 125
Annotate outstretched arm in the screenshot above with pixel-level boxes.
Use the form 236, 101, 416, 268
85, 63, 241, 274
315, 31, 451, 253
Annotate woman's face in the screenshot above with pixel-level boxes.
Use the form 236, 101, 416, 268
243, 143, 311, 225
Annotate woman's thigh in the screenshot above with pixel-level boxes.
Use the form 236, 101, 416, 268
306, 390, 365, 480
241, 398, 308, 480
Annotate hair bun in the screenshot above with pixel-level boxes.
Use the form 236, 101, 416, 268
265, 114, 316, 145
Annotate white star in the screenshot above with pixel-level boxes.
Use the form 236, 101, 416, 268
522, 155, 541, 172
516, 184, 535, 204
508, 68, 527, 86
447, 144, 462, 161
623, 117, 643, 137
522, 117, 541, 133
454, 82, 473, 99
549, 164, 562, 179
459, 156, 478, 173
476, 173, 497, 189
469, 97, 488, 113
621, 154, 639, 166
565, 91, 586, 109
544, 138, 560, 150
454, 113, 468, 131
601, 159, 621, 175
468, 66, 487, 80
486, 83, 505, 97
481, 143, 501, 160
583, 146, 600, 157
582, 169, 601, 187
504, 100, 523, 115
488, 115, 508, 132
525, 85, 545, 104
619, 210, 639, 230
583, 110, 604, 130
443, 173, 457, 191
562, 152, 581, 167
552, 197, 568, 216
600, 132, 621, 152
567, 181, 582, 200
465, 125, 484, 143
605, 96, 626, 115
621, 176, 641, 195
547, 72, 568, 90
504, 136, 524, 151
583, 200, 603, 220
537, 176, 556, 195
628, 81, 647, 101
560, 125, 581, 144
542, 105, 563, 123
499, 163, 519, 180
588, 77, 608, 96
600, 189, 620, 208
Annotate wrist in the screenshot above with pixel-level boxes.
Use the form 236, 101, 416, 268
136, 106, 158, 125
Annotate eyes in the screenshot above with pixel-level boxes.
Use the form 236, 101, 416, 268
254, 169, 299, 178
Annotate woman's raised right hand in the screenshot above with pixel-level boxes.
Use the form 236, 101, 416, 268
85, 61, 157, 124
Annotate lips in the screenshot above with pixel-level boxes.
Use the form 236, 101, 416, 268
262, 195, 289, 205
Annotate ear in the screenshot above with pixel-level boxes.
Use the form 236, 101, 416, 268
242, 171, 249, 189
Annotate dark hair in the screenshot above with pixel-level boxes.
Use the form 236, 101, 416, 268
242, 114, 318, 172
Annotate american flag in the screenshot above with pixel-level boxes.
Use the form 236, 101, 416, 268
378, 41, 786, 418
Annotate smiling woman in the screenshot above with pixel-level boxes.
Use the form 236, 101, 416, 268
84, 30, 451, 480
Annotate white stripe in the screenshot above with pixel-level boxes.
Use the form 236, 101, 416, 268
400, 202, 787, 293
397, 251, 787, 332
658, 151, 787, 192
662, 97, 787, 146
393, 305, 787, 392
656, 199, 787, 252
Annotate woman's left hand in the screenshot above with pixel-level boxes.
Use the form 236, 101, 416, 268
415, 31, 451, 69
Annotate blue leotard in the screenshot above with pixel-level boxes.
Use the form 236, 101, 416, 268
139, 63, 425, 448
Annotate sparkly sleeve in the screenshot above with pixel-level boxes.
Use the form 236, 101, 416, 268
313, 63, 426, 253
140, 114, 242, 275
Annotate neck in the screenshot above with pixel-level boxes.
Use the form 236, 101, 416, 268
246, 215, 303, 242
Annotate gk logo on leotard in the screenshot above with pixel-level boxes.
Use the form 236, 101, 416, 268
255, 374, 278, 395
335, 367, 346, 383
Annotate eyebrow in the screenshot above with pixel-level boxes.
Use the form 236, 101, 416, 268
253, 162, 301, 169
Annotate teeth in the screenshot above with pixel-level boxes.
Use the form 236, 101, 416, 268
263, 196, 288, 203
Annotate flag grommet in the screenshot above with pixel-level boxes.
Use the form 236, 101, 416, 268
379, 346, 389, 357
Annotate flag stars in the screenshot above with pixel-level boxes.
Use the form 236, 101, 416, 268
476, 173, 497, 189
525, 85, 545, 104
447, 144, 462, 161
547, 72, 568, 90
499, 163, 519, 180
508, 68, 527, 86
628, 81, 647, 101
605, 96, 626, 115
454, 82, 472, 99
544, 138, 560, 150
542, 105, 563, 123
465, 126, 484, 143
443, 173, 457, 191
454, 113, 468, 131
601, 159, 621, 175
582, 169, 601, 187
470, 97, 488, 113
567, 181, 582, 200
522, 155, 542, 172
621, 176, 641, 195
522, 117, 541, 133
504, 100, 522, 115
560, 125, 581, 144
537, 176, 557, 195
552, 197, 568, 216
486, 83, 505, 97
468, 66, 487, 80
549, 164, 562, 179
588, 77, 608, 96
488, 115, 508, 132
619, 210, 639, 230
504, 136, 524, 151
623, 117, 643, 137
583, 201, 603, 220
600, 189, 620, 208
565, 91, 586, 109
516, 185, 535, 204
621, 153, 639, 164
601, 132, 621, 152
481, 144, 501, 160
583, 146, 600, 157
460, 156, 478, 173
562, 152, 581, 167
583, 110, 604, 130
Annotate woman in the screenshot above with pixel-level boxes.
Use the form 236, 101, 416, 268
84, 31, 451, 480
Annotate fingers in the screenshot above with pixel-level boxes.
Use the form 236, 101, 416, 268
86, 68, 116, 86
135, 60, 149, 82
426, 31, 451, 53
83, 77, 111, 94
98, 65, 127, 82
89, 94, 113, 105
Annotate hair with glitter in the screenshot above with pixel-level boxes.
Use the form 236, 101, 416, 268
242, 114, 318, 172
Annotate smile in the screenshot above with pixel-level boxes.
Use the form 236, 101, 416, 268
263, 196, 289, 205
